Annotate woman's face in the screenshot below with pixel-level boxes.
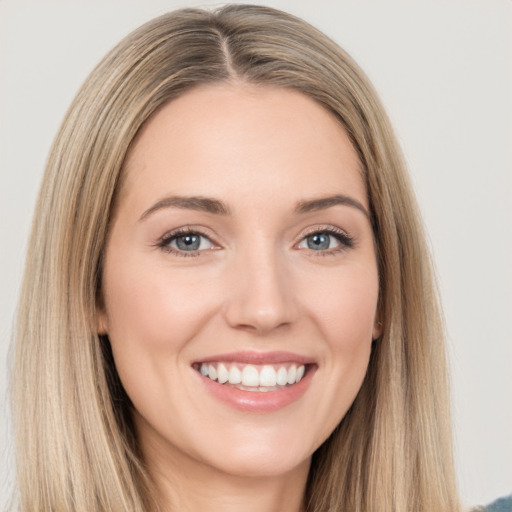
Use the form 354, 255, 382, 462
98, 84, 380, 480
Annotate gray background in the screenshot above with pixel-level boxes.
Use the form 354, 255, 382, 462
1, 0, 511, 508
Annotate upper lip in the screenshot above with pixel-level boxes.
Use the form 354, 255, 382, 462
193, 350, 315, 366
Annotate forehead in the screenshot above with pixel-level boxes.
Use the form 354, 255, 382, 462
120, 83, 367, 214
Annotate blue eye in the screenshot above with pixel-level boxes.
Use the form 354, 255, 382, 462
304, 233, 333, 250
297, 229, 353, 252
160, 230, 215, 255
173, 234, 202, 251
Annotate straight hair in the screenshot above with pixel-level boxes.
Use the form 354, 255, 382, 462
11, 5, 461, 511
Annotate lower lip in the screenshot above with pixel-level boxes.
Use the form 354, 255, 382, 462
195, 366, 316, 413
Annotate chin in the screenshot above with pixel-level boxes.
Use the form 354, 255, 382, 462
192, 422, 318, 479
205, 449, 311, 480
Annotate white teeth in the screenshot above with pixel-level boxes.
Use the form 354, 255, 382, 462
241, 365, 259, 386
287, 365, 296, 384
198, 362, 307, 389
217, 363, 229, 384
276, 366, 288, 386
259, 365, 277, 387
228, 366, 242, 384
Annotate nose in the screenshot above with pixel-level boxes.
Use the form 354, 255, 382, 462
223, 244, 299, 335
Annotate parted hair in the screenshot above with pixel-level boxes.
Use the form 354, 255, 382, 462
11, 5, 460, 511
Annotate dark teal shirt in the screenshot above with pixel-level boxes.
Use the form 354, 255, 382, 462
482, 495, 512, 512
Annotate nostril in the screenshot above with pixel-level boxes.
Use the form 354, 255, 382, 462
235, 318, 291, 333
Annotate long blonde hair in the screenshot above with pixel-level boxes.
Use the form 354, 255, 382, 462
11, 5, 460, 511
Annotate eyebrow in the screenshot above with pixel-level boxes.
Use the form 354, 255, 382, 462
294, 194, 370, 218
139, 196, 232, 220
139, 193, 369, 221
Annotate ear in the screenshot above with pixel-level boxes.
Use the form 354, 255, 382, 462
96, 310, 109, 335
95, 290, 109, 335
372, 319, 383, 341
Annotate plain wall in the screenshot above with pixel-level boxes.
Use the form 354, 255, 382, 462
1, 0, 511, 508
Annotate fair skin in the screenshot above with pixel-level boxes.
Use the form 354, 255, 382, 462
98, 83, 381, 512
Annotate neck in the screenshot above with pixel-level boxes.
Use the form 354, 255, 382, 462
140, 426, 310, 512
156, 464, 309, 512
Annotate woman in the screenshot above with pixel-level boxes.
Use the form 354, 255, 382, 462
10, 5, 462, 511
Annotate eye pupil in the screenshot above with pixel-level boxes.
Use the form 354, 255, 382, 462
307, 233, 330, 250
176, 234, 200, 250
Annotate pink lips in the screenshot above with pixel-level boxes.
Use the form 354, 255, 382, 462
193, 351, 316, 413
196, 350, 314, 366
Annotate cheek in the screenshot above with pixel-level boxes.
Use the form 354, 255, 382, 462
101, 257, 220, 430
102, 257, 214, 353
307, 264, 379, 349
327, 278, 377, 384
299, 264, 378, 437
100, 255, 219, 404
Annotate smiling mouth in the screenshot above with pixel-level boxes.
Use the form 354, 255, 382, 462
193, 362, 308, 392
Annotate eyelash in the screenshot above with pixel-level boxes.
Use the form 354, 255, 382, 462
157, 227, 215, 258
299, 226, 355, 256
156, 226, 355, 258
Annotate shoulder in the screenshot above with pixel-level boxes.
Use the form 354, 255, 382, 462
479, 495, 512, 512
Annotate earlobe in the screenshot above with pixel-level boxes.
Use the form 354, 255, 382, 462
372, 320, 383, 341
96, 310, 109, 335
95, 286, 109, 335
